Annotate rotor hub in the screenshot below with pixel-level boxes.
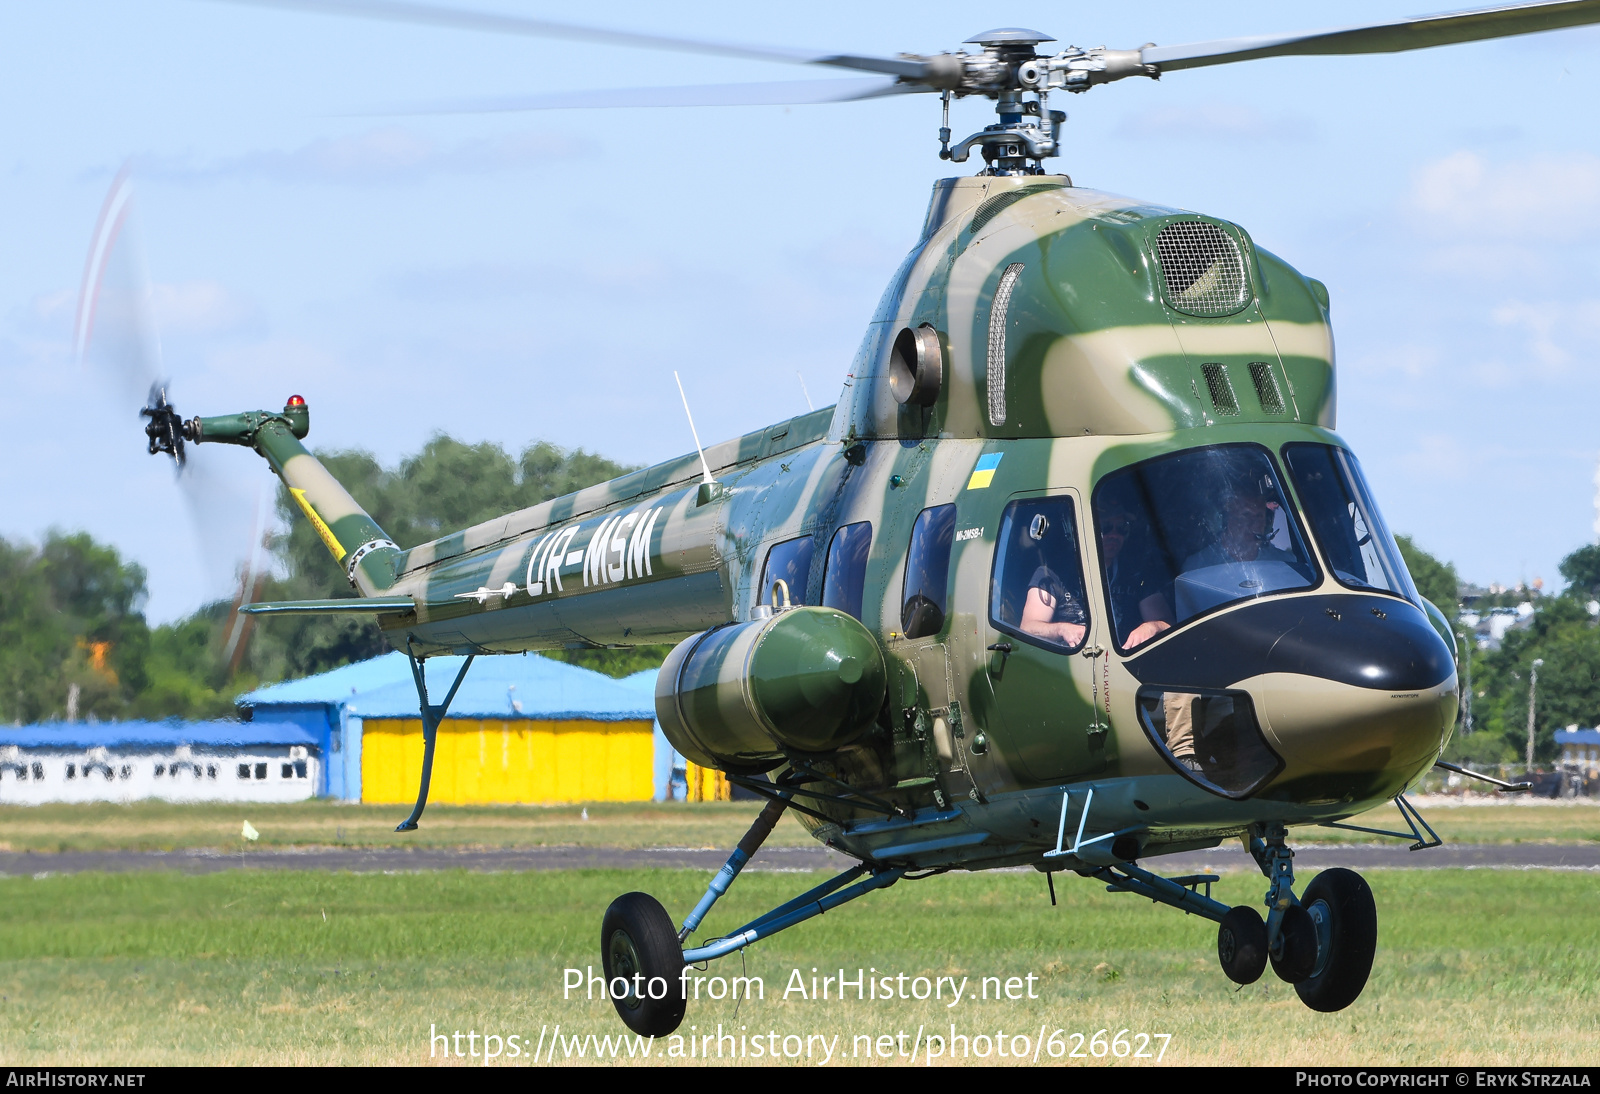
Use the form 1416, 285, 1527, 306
963, 28, 1056, 49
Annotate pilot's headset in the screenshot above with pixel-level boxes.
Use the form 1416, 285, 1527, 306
1218, 462, 1282, 544
1199, 455, 1270, 538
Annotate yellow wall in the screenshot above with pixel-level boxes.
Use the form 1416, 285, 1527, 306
360, 717, 655, 805
684, 762, 730, 802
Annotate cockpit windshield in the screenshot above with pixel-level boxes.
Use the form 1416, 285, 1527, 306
1092, 444, 1319, 651
1281, 443, 1420, 605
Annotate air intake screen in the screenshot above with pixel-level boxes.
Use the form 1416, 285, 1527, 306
1248, 361, 1285, 414
1156, 221, 1250, 317
1201, 363, 1238, 416
987, 263, 1024, 426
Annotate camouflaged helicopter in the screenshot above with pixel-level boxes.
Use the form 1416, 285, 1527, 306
135, 0, 1591, 1035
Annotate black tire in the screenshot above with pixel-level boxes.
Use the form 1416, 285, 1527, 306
1270, 903, 1318, 984
1217, 905, 1268, 985
600, 892, 687, 1036
1294, 868, 1378, 1013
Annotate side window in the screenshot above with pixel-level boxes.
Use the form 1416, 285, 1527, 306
901, 505, 957, 639
822, 522, 872, 620
989, 496, 1090, 652
759, 535, 814, 609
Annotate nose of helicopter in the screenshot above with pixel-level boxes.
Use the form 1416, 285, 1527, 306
1124, 593, 1457, 805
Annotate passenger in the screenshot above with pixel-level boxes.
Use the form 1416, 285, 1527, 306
1098, 502, 1172, 649
1020, 566, 1088, 647
1019, 513, 1089, 648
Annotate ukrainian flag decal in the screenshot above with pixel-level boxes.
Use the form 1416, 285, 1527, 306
966, 452, 1003, 490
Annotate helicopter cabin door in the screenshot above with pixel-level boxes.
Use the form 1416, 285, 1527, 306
980, 491, 1109, 783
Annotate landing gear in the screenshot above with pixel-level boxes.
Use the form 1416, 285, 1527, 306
600, 893, 686, 1037
600, 793, 905, 1037
1216, 906, 1267, 985
1269, 904, 1318, 983
1245, 827, 1377, 1010
1294, 868, 1378, 1012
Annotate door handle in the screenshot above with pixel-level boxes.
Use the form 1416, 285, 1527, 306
986, 642, 1012, 674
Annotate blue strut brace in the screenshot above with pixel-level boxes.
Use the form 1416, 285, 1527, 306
679, 795, 788, 940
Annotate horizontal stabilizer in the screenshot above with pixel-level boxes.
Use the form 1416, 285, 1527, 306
240, 596, 415, 616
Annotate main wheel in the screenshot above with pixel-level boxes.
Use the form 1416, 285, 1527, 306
1269, 904, 1318, 983
1294, 868, 1378, 1013
1216, 905, 1268, 985
600, 892, 687, 1036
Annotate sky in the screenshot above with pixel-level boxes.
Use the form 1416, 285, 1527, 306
4, 0, 1600, 622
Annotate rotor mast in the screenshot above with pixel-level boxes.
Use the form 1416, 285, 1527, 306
927, 29, 1159, 175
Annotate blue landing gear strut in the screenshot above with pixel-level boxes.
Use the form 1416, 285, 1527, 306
601, 790, 907, 1035
681, 863, 907, 964
394, 649, 475, 833
675, 793, 905, 963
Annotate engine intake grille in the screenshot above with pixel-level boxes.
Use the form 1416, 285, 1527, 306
1156, 221, 1250, 317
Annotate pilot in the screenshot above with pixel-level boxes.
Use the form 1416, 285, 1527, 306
1166, 469, 1292, 776
1182, 473, 1295, 571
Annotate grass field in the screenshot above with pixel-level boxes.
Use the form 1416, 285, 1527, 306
0, 867, 1595, 1067
0, 800, 808, 853
0, 797, 1595, 854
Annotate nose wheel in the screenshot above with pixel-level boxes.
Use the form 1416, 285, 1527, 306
1292, 868, 1378, 1012
1269, 903, 1319, 983
1226, 829, 1377, 1011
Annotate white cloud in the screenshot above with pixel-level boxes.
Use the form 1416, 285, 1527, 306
1411, 150, 1600, 238
1491, 301, 1571, 370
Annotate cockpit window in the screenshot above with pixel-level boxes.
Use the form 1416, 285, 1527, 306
989, 496, 1090, 653
1281, 443, 1420, 605
1092, 444, 1318, 651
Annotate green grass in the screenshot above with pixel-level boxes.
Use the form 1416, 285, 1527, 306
0, 799, 810, 853
1, 868, 1595, 1066
1292, 795, 1600, 845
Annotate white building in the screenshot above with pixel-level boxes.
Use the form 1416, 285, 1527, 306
0, 721, 320, 805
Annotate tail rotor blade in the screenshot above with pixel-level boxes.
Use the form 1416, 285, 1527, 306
78, 166, 267, 609
77, 166, 163, 420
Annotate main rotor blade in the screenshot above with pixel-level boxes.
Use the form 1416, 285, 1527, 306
377, 76, 918, 114
1145, 0, 1600, 71
215, 0, 928, 78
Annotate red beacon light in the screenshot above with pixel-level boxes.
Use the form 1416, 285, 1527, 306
286, 394, 306, 407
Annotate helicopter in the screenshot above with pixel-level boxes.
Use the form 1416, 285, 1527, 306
117, 0, 1590, 1036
